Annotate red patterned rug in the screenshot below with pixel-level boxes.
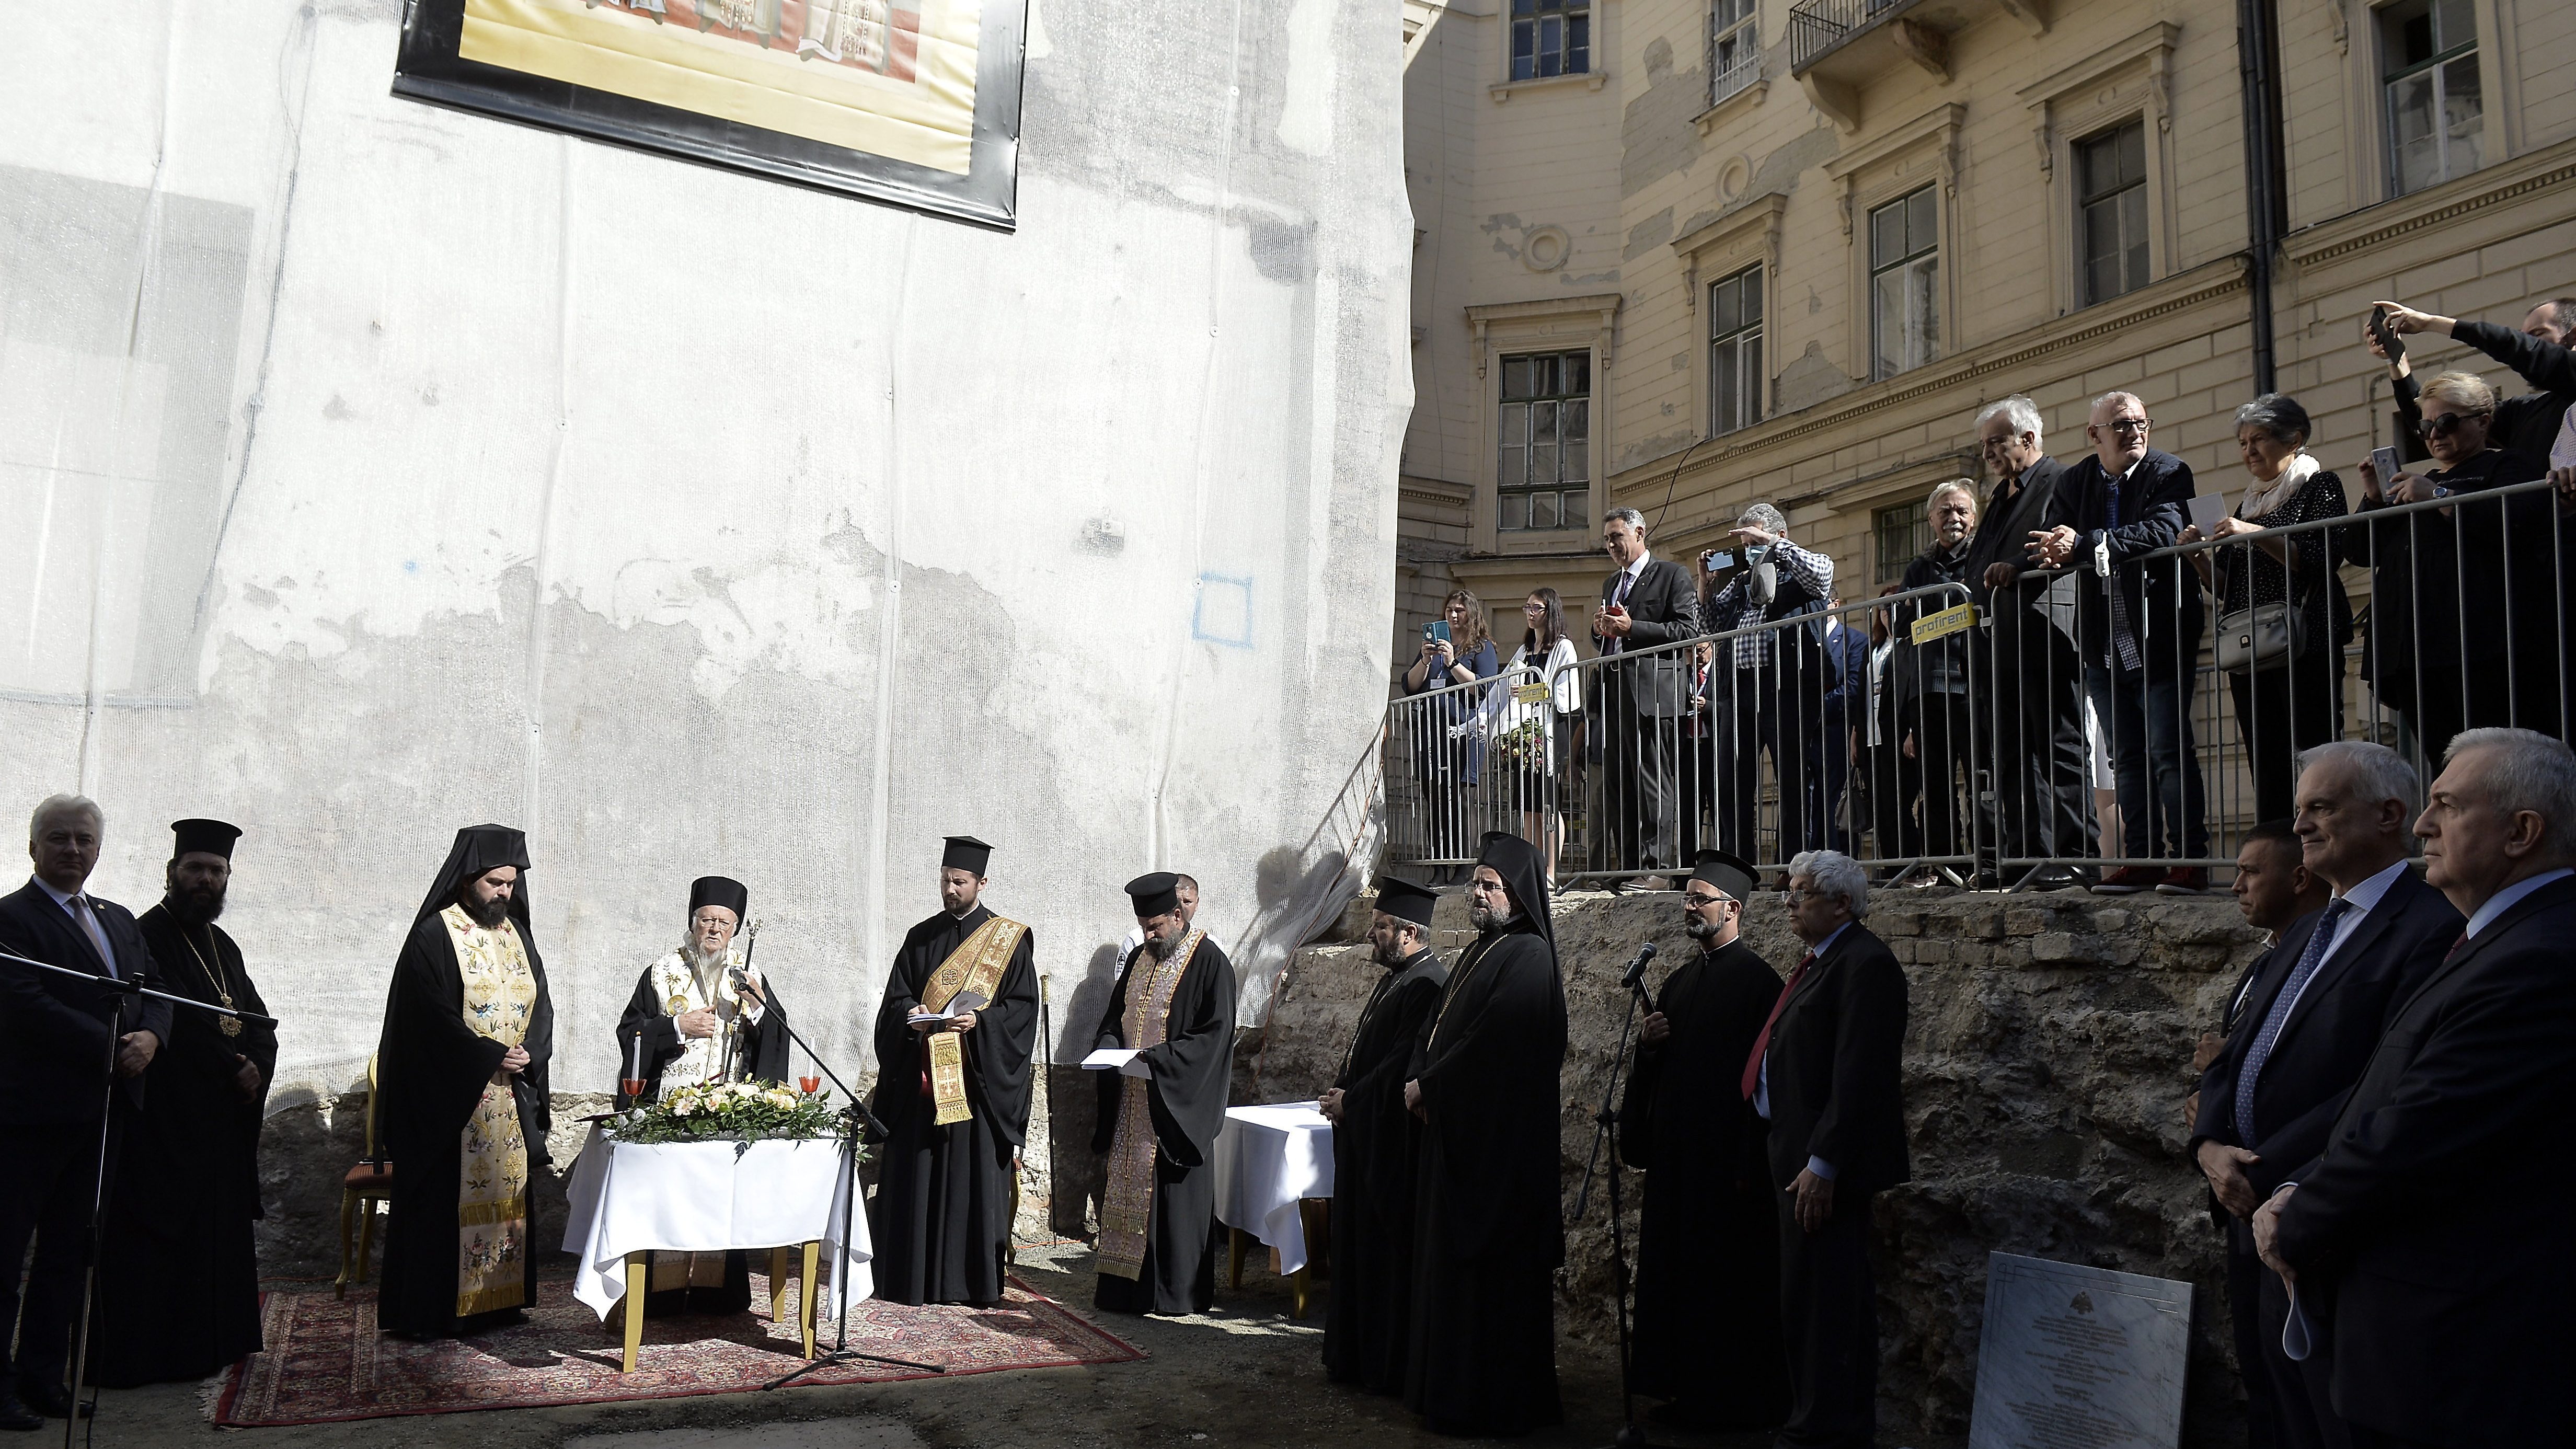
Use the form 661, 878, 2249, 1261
211, 1274, 1145, 1425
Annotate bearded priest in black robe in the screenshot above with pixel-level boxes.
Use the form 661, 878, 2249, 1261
611, 873, 791, 1315
93, 819, 278, 1387
1091, 871, 1236, 1316
1404, 831, 1567, 1436
374, 825, 555, 1339
1321, 876, 1446, 1394
868, 836, 1039, 1306
1617, 849, 1790, 1431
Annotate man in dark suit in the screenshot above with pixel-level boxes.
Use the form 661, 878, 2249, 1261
2030, 390, 2210, 894
1745, 848, 1907, 1449
0, 795, 172, 1426
2256, 727, 2576, 1449
2192, 819, 2330, 1449
1593, 507, 1700, 887
1891, 482, 1982, 867
2193, 744, 2460, 1449
1966, 396, 2090, 887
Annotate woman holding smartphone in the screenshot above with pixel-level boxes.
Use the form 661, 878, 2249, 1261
1404, 590, 1500, 883
1466, 589, 1582, 888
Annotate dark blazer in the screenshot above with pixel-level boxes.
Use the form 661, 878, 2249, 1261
1762, 920, 1909, 1194
1965, 456, 2077, 688
2271, 875, 2576, 1448
2043, 447, 2204, 679
0, 881, 175, 1122
1595, 557, 1700, 717
1894, 541, 1976, 705
2451, 318, 2576, 462
2190, 866, 2460, 1202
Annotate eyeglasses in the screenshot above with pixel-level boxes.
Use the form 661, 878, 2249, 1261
2100, 418, 2152, 436
2416, 411, 2487, 437
1683, 893, 1731, 908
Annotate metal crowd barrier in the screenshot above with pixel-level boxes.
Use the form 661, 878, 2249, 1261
1385, 477, 2574, 893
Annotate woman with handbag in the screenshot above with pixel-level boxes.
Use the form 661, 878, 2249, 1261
1465, 588, 1582, 888
2178, 394, 2351, 823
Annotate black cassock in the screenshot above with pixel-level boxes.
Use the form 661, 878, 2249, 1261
611, 962, 795, 1316
91, 906, 278, 1386
1617, 938, 1790, 1423
1091, 935, 1236, 1315
1405, 918, 1567, 1435
867, 905, 1039, 1306
1321, 946, 1445, 1393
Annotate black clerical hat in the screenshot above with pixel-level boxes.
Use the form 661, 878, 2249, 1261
689, 875, 748, 921
170, 818, 241, 861
942, 835, 994, 875
1125, 871, 1181, 917
1374, 877, 1438, 928
1688, 849, 1757, 902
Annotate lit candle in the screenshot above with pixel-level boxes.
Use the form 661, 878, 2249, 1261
626, 1033, 642, 1086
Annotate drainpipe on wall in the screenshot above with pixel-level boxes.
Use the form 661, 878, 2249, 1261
2236, 0, 2288, 394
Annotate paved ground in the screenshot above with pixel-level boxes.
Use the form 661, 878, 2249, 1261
93, 1243, 1780, 1449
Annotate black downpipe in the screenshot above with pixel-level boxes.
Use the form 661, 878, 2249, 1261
2237, 0, 2288, 394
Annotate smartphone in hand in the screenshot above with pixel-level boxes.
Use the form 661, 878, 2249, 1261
2368, 306, 2409, 369
1424, 620, 1453, 646
2370, 445, 2401, 492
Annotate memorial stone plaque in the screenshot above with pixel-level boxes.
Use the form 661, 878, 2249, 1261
1968, 1252, 2193, 1449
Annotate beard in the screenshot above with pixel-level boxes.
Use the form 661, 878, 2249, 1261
167, 881, 227, 927
1685, 914, 1722, 941
1373, 933, 1418, 967
1145, 931, 1180, 962
1467, 902, 1515, 934
460, 889, 511, 929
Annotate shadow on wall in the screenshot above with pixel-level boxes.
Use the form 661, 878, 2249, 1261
1046, 941, 1123, 1239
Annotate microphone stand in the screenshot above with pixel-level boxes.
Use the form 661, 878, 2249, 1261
759, 1006, 944, 1387
0, 947, 281, 1449
1570, 965, 1670, 1449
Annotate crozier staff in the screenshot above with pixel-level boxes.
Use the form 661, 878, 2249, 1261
374, 824, 555, 1340
868, 835, 1040, 1307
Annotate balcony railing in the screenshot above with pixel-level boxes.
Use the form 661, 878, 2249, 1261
1788, 0, 1919, 74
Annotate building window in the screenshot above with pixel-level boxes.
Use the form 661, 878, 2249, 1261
1708, 264, 1764, 436
1510, 0, 1590, 80
2075, 120, 2150, 305
1710, 0, 1760, 105
2380, 0, 2481, 196
1498, 350, 1590, 532
1868, 187, 1939, 382
1872, 498, 1930, 584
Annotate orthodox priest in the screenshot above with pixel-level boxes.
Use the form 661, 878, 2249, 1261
1091, 871, 1236, 1315
612, 874, 791, 1315
1617, 849, 1789, 1430
1320, 876, 1446, 1394
1405, 831, 1567, 1436
868, 836, 1040, 1306
374, 825, 555, 1339
93, 819, 278, 1387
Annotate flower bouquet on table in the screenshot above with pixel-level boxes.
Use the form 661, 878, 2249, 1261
609, 1079, 864, 1158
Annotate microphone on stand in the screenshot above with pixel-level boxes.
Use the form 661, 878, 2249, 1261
1617, 941, 1658, 992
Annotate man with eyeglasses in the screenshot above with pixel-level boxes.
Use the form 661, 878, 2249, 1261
1617, 850, 1789, 1431
2030, 392, 2211, 895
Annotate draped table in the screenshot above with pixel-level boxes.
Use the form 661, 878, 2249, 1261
1212, 1102, 1335, 1317
560, 1128, 873, 1370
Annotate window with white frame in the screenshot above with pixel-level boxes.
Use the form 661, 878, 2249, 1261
1710, 0, 1760, 106
1708, 264, 1764, 436
2379, 0, 2482, 196
1868, 187, 1940, 382
2076, 120, 2150, 305
1497, 350, 1591, 532
1872, 498, 1930, 584
1510, 0, 1591, 79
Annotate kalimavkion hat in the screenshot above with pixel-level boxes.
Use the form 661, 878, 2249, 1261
1688, 849, 1758, 902
941, 835, 994, 875
1374, 877, 1438, 928
170, 819, 242, 861
1124, 871, 1181, 917
688, 875, 749, 921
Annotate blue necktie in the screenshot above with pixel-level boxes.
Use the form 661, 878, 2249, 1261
2104, 472, 2143, 671
2234, 898, 2351, 1148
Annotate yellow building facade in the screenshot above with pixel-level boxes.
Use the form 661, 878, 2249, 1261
1395, 0, 2576, 666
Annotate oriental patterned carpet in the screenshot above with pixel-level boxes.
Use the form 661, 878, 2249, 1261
211, 1274, 1145, 1425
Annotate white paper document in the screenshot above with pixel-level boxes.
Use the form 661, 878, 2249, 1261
907, 990, 989, 1025
2186, 491, 2232, 534
1082, 1048, 1151, 1077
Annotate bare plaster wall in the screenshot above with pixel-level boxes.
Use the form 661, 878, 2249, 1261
0, 0, 1410, 1117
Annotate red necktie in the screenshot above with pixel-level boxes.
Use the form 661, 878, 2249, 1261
2444, 930, 2467, 962
1740, 951, 1816, 1100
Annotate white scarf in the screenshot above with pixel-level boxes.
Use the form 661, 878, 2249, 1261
2239, 448, 2320, 521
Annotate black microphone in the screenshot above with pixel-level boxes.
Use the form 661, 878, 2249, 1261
1617, 941, 1658, 991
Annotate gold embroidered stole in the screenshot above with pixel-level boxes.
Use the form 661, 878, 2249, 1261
440, 904, 538, 1318
920, 916, 1027, 1126
1096, 929, 1204, 1282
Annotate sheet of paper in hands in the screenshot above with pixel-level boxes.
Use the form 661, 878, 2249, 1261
2186, 492, 2232, 534
1082, 1048, 1151, 1077
909, 990, 991, 1026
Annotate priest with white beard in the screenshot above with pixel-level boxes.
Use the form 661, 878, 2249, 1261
611, 875, 794, 1316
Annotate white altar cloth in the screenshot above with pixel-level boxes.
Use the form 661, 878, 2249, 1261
559, 1129, 873, 1318
1213, 1102, 1335, 1274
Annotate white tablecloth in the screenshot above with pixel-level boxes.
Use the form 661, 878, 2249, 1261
1213, 1103, 1335, 1274
559, 1128, 874, 1319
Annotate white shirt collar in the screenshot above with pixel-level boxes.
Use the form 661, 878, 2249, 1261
2330, 856, 2411, 915
32, 876, 83, 908
1621, 549, 1653, 582
2465, 868, 2576, 939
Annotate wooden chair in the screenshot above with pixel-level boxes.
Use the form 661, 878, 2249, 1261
335, 1053, 394, 1298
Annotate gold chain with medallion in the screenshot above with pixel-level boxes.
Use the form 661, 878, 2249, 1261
178, 925, 244, 1037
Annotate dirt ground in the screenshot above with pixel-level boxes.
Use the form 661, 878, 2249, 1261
93, 1241, 1787, 1449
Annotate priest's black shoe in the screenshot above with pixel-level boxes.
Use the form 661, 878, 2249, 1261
0, 1383, 38, 1432
14, 1379, 71, 1421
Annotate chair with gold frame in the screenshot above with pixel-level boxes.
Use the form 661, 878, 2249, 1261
335, 1053, 395, 1298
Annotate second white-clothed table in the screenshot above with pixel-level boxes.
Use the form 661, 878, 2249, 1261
560, 1129, 874, 1321
1213, 1102, 1335, 1274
